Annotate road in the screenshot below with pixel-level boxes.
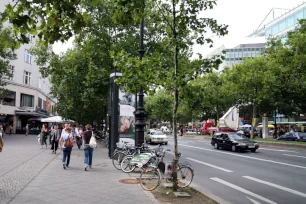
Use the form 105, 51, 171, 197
164, 135, 306, 204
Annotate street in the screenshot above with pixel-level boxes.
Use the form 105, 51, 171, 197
165, 135, 306, 204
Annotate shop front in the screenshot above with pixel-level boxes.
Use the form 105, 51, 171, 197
15, 110, 49, 135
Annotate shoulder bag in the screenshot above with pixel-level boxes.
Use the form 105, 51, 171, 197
89, 131, 97, 148
64, 134, 74, 148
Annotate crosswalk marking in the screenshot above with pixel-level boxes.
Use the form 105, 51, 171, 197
210, 177, 277, 204
187, 158, 233, 172
243, 176, 306, 198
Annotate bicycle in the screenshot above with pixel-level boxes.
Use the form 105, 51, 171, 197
139, 150, 194, 191
120, 144, 161, 173
94, 130, 109, 148
112, 141, 136, 170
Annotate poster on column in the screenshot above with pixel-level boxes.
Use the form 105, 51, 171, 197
119, 89, 135, 140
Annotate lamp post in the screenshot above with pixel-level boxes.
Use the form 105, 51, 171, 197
109, 69, 122, 158
134, 1, 147, 147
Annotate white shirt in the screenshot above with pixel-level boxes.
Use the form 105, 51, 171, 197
61, 132, 72, 148
61, 128, 66, 137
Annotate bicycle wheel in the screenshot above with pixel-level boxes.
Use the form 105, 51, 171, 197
177, 166, 194, 188
140, 168, 161, 191
112, 151, 126, 170
120, 156, 136, 173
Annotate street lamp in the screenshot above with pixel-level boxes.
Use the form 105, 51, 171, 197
134, 0, 147, 147
109, 69, 122, 158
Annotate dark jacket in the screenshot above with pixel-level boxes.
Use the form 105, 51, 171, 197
83, 130, 92, 145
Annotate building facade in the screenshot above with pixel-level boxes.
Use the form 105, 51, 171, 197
206, 43, 265, 71
0, 0, 57, 134
249, 2, 306, 42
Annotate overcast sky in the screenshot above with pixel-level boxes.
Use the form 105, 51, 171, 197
53, 0, 305, 56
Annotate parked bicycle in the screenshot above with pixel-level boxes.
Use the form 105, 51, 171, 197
94, 130, 109, 147
120, 144, 161, 173
139, 149, 194, 191
112, 141, 137, 170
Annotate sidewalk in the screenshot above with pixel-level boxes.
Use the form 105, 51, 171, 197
1, 135, 158, 204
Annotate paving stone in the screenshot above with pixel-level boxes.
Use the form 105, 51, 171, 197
1, 135, 159, 204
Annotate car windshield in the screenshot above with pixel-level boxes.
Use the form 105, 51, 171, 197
298, 132, 306, 137
152, 131, 163, 135
229, 134, 247, 140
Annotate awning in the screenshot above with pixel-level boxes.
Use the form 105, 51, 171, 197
15, 111, 49, 118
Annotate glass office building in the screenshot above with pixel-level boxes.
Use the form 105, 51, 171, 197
224, 43, 265, 67
249, 2, 306, 42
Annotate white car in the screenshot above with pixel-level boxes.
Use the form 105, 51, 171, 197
145, 130, 168, 145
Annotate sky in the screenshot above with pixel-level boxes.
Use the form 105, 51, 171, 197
53, 0, 305, 56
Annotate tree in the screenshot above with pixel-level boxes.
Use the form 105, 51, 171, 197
112, 0, 228, 190
0, 22, 18, 101
144, 90, 173, 124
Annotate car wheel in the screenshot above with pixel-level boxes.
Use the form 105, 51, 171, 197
231, 145, 236, 152
149, 139, 152, 144
251, 149, 256, 153
165, 142, 168, 145
214, 143, 219, 149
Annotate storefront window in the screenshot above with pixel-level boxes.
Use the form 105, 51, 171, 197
3, 91, 16, 106
20, 94, 34, 107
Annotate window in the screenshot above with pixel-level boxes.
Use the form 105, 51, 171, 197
2, 91, 16, 106
38, 97, 42, 109
272, 24, 279, 35
43, 100, 46, 110
24, 49, 32, 64
23, 71, 31, 85
295, 10, 304, 22
20, 94, 34, 107
265, 27, 272, 38
26, 33, 34, 43
286, 16, 295, 28
279, 20, 286, 32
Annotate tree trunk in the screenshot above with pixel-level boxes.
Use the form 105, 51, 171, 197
172, 0, 179, 192
251, 102, 256, 139
172, 87, 179, 191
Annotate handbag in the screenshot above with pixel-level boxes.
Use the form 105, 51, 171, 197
64, 134, 74, 148
0, 136, 3, 152
89, 131, 97, 148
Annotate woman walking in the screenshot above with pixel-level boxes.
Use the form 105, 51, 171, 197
40, 124, 48, 149
83, 124, 94, 171
59, 127, 73, 169
75, 126, 83, 150
51, 125, 60, 154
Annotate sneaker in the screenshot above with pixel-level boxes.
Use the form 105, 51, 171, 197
85, 166, 88, 171
63, 164, 66, 170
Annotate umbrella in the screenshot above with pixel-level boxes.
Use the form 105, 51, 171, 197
240, 124, 252, 128
41, 116, 74, 123
257, 124, 275, 128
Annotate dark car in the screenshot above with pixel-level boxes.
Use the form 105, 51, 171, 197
211, 132, 259, 152
295, 132, 306, 142
277, 133, 298, 141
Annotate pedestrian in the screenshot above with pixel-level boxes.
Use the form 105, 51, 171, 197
25, 124, 29, 136
75, 125, 82, 150
59, 127, 73, 169
40, 124, 48, 149
83, 124, 94, 171
50, 125, 60, 154
180, 126, 183, 136
0, 125, 4, 138
0, 129, 4, 152
9, 124, 12, 135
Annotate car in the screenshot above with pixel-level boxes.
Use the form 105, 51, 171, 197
277, 133, 298, 141
145, 130, 168, 145
294, 132, 306, 142
211, 132, 259, 152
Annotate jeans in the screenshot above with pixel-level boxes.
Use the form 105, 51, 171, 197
62, 147, 72, 166
84, 146, 93, 166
